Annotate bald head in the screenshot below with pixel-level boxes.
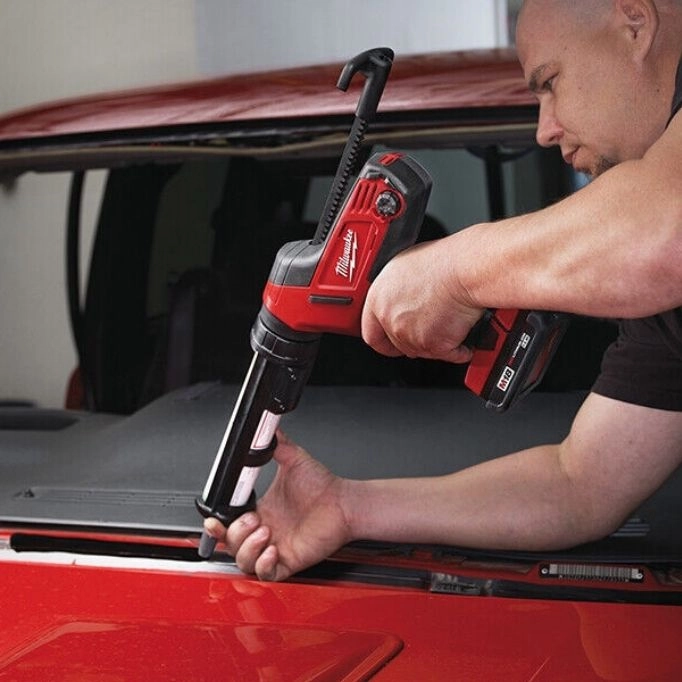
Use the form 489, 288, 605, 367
519, 0, 682, 27
518, 0, 609, 32
518, 0, 682, 62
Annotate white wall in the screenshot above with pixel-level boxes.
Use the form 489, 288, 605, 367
196, 0, 506, 76
0, 0, 507, 408
0, 0, 198, 112
0, 0, 198, 407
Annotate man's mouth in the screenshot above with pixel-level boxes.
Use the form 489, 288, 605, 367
562, 148, 593, 176
562, 148, 578, 167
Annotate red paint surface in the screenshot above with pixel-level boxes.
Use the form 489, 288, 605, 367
1, 541, 681, 681
0, 50, 535, 142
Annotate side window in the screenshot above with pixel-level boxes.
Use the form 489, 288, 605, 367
147, 159, 229, 318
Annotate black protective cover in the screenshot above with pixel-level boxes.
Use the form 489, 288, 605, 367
0, 384, 679, 561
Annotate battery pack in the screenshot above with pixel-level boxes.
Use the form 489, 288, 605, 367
465, 310, 569, 411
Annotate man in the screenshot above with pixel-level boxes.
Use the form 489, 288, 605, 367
204, 0, 682, 581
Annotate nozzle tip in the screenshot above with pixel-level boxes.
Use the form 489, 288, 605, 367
198, 530, 218, 559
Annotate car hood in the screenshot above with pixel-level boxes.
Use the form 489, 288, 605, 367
1, 385, 681, 679
0, 550, 681, 681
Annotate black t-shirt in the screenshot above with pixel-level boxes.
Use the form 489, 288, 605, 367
591, 60, 682, 411
672, 58, 682, 119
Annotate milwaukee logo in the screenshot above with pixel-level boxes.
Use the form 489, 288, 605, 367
335, 229, 358, 281
496, 366, 515, 393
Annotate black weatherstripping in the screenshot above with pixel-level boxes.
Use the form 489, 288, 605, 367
10, 533, 202, 562
0, 104, 540, 160
66, 170, 95, 410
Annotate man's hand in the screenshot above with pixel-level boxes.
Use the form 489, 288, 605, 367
203, 431, 352, 582
361, 238, 483, 362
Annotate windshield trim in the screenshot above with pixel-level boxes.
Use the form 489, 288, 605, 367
0, 121, 538, 176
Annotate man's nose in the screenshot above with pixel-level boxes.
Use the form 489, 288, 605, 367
535, 101, 563, 147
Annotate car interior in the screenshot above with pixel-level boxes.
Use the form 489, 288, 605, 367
77, 145, 615, 414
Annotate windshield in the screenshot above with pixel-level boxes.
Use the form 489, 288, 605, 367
1, 136, 678, 577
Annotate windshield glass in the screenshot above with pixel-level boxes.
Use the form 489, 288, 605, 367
1, 138, 677, 569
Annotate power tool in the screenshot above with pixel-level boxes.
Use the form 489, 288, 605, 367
196, 47, 569, 558
196, 46, 432, 558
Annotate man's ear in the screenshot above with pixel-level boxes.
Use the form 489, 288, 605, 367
614, 0, 659, 61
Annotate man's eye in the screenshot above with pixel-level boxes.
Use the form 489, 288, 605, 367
542, 76, 556, 93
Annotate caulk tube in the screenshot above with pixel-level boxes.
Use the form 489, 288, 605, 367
227, 410, 281, 507
196, 310, 320, 559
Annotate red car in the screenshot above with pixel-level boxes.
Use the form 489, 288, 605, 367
0, 49, 680, 680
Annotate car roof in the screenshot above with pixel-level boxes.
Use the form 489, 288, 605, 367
0, 49, 535, 143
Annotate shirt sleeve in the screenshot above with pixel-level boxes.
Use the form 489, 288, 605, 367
592, 310, 682, 412
670, 58, 682, 120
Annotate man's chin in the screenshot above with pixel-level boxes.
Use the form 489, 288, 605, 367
589, 156, 618, 178
571, 150, 618, 178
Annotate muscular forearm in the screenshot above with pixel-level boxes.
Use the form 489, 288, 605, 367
344, 444, 615, 552
214, 397, 682, 581
450, 156, 682, 319
344, 394, 682, 553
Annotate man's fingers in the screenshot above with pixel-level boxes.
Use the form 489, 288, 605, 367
361, 311, 404, 357
234, 524, 272, 575
362, 309, 478, 363
363, 325, 475, 363
203, 516, 227, 541
444, 344, 474, 364
363, 328, 404, 358
218, 512, 259, 554
272, 429, 315, 468
363, 322, 435, 359
255, 544, 290, 582
203, 514, 284, 578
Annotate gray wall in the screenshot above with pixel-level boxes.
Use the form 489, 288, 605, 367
0, 0, 508, 407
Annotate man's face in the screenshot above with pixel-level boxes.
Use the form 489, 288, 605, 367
516, 1, 652, 177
